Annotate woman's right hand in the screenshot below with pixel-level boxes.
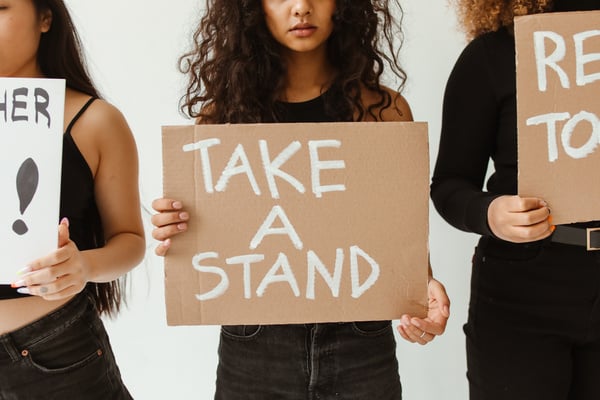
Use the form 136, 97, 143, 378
151, 198, 189, 256
487, 195, 554, 243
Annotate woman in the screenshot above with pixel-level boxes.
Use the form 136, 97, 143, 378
153, 1, 449, 399
0, 0, 145, 398
431, 0, 600, 398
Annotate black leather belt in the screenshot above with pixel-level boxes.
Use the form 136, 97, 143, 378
551, 226, 600, 250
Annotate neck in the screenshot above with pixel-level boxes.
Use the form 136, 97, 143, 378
11, 62, 45, 79
281, 48, 335, 102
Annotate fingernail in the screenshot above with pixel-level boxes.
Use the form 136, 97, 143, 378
16, 266, 32, 276
548, 215, 553, 223
177, 223, 187, 231
12, 280, 25, 288
60, 217, 70, 227
540, 200, 548, 207
162, 239, 171, 247
179, 212, 189, 221
172, 201, 182, 210
551, 225, 556, 232
16, 287, 30, 295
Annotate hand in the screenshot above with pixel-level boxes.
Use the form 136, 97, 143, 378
151, 198, 189, 256
397, 278, 450, 345
487, 195, 553, 243
11, 218, 91, 301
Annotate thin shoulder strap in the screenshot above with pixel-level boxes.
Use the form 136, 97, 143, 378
65, 97, 97, 134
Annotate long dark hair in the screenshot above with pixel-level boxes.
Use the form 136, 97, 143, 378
180, 0, 407, 123
34, 0, 123, 316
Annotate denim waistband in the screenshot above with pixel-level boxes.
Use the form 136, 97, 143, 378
0, 293, 94, 362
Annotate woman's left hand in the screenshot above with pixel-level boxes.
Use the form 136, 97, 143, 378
397, 277, 450, 345
11, 218, 91, 301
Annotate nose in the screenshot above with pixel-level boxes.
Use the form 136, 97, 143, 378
292, 0, 312, 17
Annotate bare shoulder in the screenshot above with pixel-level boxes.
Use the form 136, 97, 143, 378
63, 89, 131, 137
361, 85, 413, 122
65, 92, 136, 175
81, 99, 131, 136
68, 98, 135, 158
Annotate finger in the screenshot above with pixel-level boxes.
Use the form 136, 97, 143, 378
412, 317, 445, 336
405, 326, 430, 345
56, 217, 71, 247
152, 223, 187, 241
511, 206, 550, 227
16, 274, 75, 298
400, 315, 429, 344
510, 220, 554, 243
25, 244, 72, 273
38, 280, 82, 301
45, 274, 84, 299
429, 279, 451, 318
18, 224, 73, 276
443, 303, 450, 318
150, 211, 189, 229
396, 324, 415, 343
512, 196, 546, 212
12, 261, 75, 288
152, 198, 183, 212
41, 285, 82, 301
155, 239, 171, 257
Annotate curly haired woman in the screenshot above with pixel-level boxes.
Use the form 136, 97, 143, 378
152, 0, 450, 399
431, 0, 600, 399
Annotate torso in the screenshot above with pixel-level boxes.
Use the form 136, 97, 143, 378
0, 89, 101, 334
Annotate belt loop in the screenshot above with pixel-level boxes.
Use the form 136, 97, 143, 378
1, 335, 22, 362
587, 227, 600, 251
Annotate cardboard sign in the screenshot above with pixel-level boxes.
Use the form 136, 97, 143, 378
516, 11, 600, 224
0, 78, 65, 283
162, 122, 429, 326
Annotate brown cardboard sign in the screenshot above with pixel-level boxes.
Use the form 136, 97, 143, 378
516, 11, 600, 224
162, 122, 429, 326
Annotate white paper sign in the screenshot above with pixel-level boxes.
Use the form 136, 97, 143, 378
0, 78, 65, 283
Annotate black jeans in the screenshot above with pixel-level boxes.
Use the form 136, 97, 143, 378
466, 236, 600, 400
0, 293, 132, 400
215, 321, 402, 400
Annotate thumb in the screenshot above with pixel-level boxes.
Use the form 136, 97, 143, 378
58, 217, 70, 247
430, 278, 451, 317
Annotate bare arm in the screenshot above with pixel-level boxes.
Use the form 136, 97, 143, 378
13, 99, 145, 299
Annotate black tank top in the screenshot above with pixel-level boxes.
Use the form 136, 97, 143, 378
1, 98, 103, 300
275, 94, 331, 123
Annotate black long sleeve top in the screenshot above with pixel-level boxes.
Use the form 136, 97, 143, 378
431, 27, 516, 237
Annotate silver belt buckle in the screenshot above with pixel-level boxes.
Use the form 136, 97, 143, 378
586, 227, 600, 251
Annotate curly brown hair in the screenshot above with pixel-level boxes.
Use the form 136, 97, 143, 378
453, 0, 553, 39
179, 0, 406, 123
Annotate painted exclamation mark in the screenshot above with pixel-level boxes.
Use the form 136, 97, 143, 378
12, 158, 39, 235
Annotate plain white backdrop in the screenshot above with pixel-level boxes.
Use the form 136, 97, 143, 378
63, 1, 478, 398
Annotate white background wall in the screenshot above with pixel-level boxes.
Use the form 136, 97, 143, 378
64, 1, 478, 398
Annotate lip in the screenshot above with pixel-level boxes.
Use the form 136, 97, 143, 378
289, 23, 317, 37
